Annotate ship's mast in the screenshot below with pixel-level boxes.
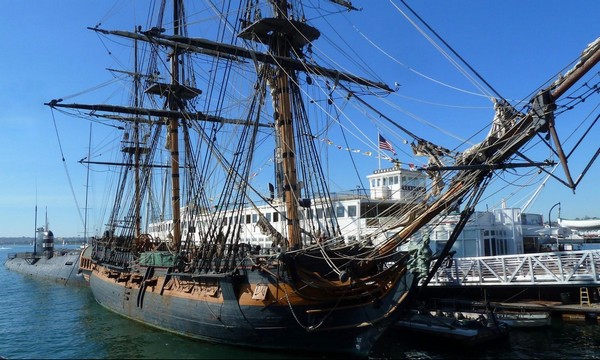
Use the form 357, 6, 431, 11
133, 36, 142, 239
272, 0, 300, 250
235, 0, 372, 250
169, 0, 182, 251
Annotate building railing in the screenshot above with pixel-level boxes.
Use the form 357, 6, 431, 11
426, 250, 600, 286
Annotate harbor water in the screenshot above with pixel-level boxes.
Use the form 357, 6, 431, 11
2, 245, 600, 359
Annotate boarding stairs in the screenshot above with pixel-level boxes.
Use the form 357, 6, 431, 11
426, 250, 600, 287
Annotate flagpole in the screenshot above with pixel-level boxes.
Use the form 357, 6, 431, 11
377, 130, 381, 170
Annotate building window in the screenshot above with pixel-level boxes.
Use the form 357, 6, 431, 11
265, 213, 271, 222
246, 214, 251, 224
273, 212, 279, 222
348, 205, 357, 217
252, 213, 258, 223
336, 206, 345, 217
316, 208, 323, 219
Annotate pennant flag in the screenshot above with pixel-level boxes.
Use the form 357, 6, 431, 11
378, 134, 397, 155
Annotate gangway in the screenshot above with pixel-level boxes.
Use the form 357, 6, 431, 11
426, 250, 600, 287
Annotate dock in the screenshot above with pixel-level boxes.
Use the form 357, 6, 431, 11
490, 300, 600, 320
427, 249, 600, 287
419, 249, 600, 320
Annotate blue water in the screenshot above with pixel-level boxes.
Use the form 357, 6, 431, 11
2, 245, 600, 359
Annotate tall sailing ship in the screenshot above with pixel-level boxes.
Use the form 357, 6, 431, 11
46, 0, 599, 356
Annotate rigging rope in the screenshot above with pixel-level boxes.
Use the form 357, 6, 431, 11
49, 109, 86, 228
350, 19, 489, 99
393, 0, 504, 102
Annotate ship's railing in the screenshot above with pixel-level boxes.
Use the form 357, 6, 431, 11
329, 189, 371, 201
426, 250, 600, 286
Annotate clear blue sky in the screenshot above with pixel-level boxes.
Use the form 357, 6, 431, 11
1, 0, 599, 237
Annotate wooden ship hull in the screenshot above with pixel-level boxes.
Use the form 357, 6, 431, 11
88, 258, 415, 356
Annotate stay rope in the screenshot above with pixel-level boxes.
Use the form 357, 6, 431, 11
50, 108, 85, 228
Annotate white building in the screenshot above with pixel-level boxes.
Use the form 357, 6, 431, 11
149, 165, 428, 251
425, 208, 546, 258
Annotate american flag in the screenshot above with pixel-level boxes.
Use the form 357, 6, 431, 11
378, 134, 397, 155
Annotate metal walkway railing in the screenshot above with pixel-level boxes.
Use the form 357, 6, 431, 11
426, 250, 600, 287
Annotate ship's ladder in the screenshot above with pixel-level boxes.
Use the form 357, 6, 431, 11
580, 287, 591, 306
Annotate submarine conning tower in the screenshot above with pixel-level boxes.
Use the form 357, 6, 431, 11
43, 230, 54, 259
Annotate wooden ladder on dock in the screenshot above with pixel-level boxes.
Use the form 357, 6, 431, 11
580, 287, 591, 306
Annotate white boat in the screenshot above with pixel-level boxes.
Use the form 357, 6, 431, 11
558, 218, 600, 230
457, 310, 551, 328
493, 311, 551, 328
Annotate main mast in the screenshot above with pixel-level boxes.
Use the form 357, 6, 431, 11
236, 1, 385, 250
272, 0, 300, 250
169, 1, 182, 251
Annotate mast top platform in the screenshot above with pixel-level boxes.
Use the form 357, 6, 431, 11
145, 82, 202, 100
238, 18, 320, 48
